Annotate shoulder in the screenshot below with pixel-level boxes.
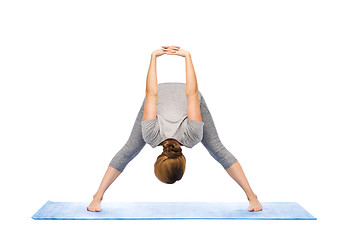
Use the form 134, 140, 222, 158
176, 118, 204, 148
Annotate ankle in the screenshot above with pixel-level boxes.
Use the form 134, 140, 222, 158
93, 193, 103, 201
247, 193, 258, 201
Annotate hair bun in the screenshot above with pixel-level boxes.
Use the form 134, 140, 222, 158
163, 142, 182, 158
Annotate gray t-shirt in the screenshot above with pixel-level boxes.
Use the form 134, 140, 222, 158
141, 82, 204, 148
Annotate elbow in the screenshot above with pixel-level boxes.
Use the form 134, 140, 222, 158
146, 89, 158, 96
186, 89, 198, 96
186, 84, 199, 96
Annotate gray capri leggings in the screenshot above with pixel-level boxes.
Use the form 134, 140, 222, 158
109, 95, 238, 172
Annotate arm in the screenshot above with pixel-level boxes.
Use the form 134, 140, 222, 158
142, 47, 179, 121
185, 53, 199, 95
164, 46, 202, 122
142, 50, 162, 121
185, 53, 202, 122
145, 53, 158, 95
163, 46, 198, 94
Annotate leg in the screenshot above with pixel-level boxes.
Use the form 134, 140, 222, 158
200, 95, 238, 169
199, 95, 262, 211
87, 166, 121, 212
109, 98, 147, 172
88, 98, 147, 212
226, 162, 262, 211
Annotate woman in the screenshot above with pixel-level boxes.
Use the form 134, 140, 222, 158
87, 46, 263, 212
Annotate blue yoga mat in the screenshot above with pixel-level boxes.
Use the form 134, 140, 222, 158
32, 201, 316, 220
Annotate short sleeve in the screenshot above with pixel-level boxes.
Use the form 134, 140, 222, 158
182, 119, 204, 148
141, 118, 160, 147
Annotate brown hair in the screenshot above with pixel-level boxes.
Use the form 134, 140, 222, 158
154, 139, 186, 184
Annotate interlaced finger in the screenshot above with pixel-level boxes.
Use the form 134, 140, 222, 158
162, 45, 180, 49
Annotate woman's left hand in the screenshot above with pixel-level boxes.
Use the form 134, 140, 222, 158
152, 46, 180, 57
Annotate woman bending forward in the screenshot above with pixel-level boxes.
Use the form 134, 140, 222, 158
87, 46, 263, 212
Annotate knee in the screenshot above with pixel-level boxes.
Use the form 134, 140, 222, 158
202, 137, 225, 153
224, 159, 238, 170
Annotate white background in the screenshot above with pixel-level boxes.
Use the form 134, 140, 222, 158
1, 0, 346, 239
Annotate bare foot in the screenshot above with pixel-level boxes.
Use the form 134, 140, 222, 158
248, 195, 263, 212
87, 196, 102, 212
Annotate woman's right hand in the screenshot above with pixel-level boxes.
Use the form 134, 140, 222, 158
162, 46, 190, 57
152, 46, 180, 57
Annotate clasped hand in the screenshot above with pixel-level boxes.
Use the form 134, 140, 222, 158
152, 46, 189, 58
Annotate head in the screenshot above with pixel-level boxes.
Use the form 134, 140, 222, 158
154, 139, 186, 184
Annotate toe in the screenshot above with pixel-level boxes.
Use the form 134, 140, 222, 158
256, 207, 263, 212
